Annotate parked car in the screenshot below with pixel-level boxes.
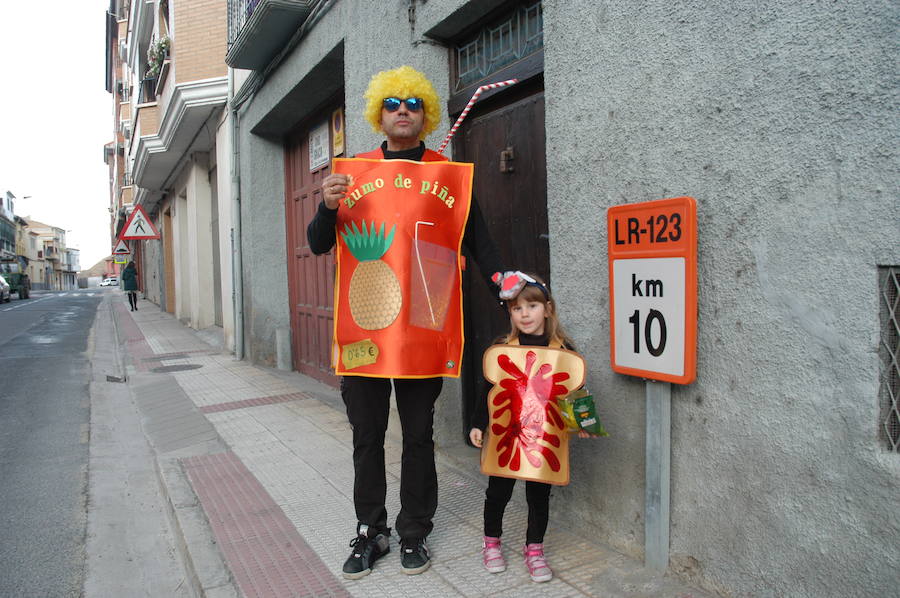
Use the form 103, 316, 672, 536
4, 272, 30, 299
100, 276, 119, 287
0, 275, 10, 303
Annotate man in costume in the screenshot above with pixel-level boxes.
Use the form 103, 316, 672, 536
308, 65, 517, 579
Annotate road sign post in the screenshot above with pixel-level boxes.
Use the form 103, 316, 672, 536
607, 196, 697, 573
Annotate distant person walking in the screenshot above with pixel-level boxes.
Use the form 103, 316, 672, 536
122, 261, 139, 311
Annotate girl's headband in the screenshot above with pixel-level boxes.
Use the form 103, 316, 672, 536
500, 271, 550, 303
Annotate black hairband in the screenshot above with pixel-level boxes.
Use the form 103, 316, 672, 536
524, 280, 551, 300
499, 280, 551, 305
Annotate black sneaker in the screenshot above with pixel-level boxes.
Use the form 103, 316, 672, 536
342, 525, 390, 580
400, 537, 431, 575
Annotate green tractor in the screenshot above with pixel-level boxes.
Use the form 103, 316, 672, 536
5, 272, 31, 299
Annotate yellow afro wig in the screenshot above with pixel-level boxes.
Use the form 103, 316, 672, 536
364, 66, 441, 140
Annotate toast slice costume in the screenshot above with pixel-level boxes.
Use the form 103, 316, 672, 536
480, 343, 586, 485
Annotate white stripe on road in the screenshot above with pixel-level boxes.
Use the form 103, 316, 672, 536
1, 295, 55, 311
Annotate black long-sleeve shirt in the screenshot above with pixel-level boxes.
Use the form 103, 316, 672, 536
307, 141, 504, 288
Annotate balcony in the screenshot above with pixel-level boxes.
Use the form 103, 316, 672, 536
119, 100, 131, 123
119, 185, 134, 209
135, 102, 160, 137
132, 78, 228, 194
226, 0, 314, 70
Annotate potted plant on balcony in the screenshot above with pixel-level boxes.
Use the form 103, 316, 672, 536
145, 35, 170, 78
143, 35, 170, 102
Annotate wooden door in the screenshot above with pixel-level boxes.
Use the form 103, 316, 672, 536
455, 85, 550, 430
163, 207, 175, 313
284, 110, 339, 386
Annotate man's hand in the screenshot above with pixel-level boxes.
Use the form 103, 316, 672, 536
469, 428, 483, 448
321, 173, 353, 210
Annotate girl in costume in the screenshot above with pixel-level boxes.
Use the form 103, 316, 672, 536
469, 273, 593, 582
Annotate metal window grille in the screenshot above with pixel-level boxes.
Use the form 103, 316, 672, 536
453, 1, 543, 93
227, 0, 262, 49
879, 266, 900, 451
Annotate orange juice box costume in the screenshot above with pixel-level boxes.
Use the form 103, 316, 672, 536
331, 156, 473, 378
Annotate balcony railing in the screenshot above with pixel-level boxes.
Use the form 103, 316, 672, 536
226, 0, 314, 70
227, 0, 262, 47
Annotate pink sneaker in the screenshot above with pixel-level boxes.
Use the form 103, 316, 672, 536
523, 543, 553, 582
481, 536, 506, 573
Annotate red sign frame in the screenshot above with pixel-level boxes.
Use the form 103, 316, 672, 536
120, 205, 160, 240
607, 196, 697, 384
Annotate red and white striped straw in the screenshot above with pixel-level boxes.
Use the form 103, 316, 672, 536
437, 79, 519, 154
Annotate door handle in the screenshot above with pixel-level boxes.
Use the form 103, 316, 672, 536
499, 146, 515, 173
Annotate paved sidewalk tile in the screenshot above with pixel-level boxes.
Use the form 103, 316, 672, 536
119, 304, 717, 598
183, 452, 351, 598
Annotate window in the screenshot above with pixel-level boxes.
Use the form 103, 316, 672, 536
879, 266, 900, 451
452, 1, 543, 93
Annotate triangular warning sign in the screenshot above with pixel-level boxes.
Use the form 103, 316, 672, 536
120, 205, 160, 240
112, 239, 130, 254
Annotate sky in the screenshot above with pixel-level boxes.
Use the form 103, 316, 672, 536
0, 1, 113, 270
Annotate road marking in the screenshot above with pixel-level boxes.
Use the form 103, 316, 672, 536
1, 295, 59, 311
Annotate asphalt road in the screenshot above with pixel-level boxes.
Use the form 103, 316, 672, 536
0, 289, 105, 597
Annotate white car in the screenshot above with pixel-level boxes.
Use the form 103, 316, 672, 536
0, 275, 9, 302
100, 277, 119, 287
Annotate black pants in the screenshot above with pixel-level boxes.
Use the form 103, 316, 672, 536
127, 291, 137, 309
484, 475, 552, 544
341, 375, 442, 540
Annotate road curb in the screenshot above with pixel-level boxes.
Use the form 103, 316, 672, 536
109, 297, 240, 598
155, 456, 240, 598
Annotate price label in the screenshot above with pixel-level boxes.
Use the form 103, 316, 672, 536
341, 339, 379, 370
607, 197, 697, 384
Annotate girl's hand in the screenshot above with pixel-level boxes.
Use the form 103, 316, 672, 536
577, 430, 597, 439
469, 428, 483, 448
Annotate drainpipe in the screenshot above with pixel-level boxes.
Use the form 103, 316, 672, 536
229, 66, 245, 360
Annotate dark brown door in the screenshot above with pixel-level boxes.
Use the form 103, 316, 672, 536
285, 112, 339, 387
454, 85, 550, 432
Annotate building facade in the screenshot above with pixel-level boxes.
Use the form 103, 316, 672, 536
0, 191, 16, 273
105, 0, 235, 347
223, 1, 898, 597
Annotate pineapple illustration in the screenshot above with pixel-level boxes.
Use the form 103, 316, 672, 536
341, 220, 401, 330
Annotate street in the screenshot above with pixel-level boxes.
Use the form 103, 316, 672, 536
0, 289, 191, 598
0, 289, 101, 597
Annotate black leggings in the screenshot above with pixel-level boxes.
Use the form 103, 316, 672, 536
484, 476, 552, 544
127, 291, 137, 309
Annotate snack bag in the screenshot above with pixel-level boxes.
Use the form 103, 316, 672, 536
558, 393, 581, 432
563, 388, 608, 436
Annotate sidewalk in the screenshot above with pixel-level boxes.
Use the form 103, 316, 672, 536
113, 296, 716, 598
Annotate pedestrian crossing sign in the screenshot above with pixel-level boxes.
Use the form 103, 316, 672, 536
120, 205, 160, 240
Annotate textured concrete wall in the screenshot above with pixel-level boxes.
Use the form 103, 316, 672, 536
544, 1, 898, 596
214, 115, 235, 351
237, 131, 289, 368
236, 1, 897, 595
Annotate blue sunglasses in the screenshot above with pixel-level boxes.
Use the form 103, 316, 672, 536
383, 97, 424, 112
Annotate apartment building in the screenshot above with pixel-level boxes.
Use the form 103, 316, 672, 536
23, 219, 68, 290
0, 192, 15, 274
224, 1, 898, 596
105, 0, 236, 347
